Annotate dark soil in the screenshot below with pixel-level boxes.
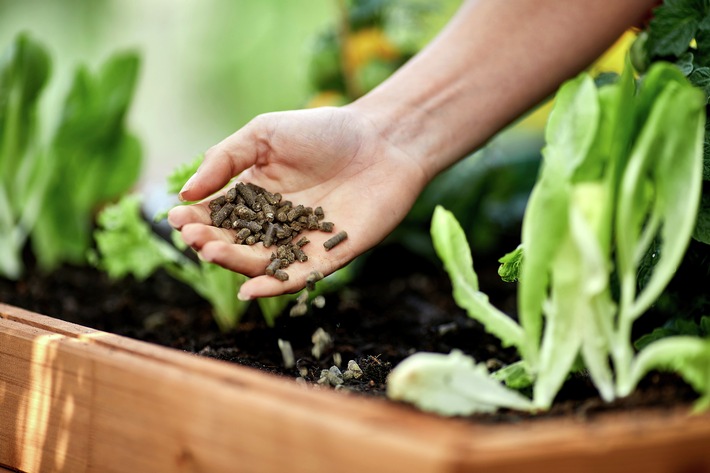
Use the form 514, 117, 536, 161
0, 243, 698, 423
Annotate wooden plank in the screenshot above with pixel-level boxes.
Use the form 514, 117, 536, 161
1, 302, 710, 473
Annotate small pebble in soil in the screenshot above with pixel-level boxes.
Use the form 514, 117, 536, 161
343, 360, 363, 380
318, 366, 344, 387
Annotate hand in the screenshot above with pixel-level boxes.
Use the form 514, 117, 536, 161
168, 106, 428, 299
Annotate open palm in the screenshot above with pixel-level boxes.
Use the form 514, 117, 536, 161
168, 106, 427, 299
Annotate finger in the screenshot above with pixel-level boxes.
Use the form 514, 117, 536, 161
179, 120, 263, 202
180, 223, 235, 250
167, 203, 212, 230
237, 237, 354, 299
199, 240, 273, 278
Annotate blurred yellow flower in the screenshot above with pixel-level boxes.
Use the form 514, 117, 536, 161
305, 90, 349, 108
345, 27, 400, 71
517, 30, 637, 131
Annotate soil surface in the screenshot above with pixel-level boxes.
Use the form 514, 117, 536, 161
0, 242, 698, 423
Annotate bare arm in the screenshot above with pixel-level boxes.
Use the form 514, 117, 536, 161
170, 0, 657, 299
349, 0, 657, 181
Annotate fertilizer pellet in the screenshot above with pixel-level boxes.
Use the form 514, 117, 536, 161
208, 181, 347, 283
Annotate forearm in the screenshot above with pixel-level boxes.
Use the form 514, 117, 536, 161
347, 0, 657, 181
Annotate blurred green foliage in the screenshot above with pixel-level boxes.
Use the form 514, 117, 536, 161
0, 33, 141, 279
390, 134, 543, 262
0, 0, 339, 184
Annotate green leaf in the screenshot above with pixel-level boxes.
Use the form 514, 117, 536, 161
387, 350, 534, 415
646, 0, 707, 57
32, 51, 142, 271
543, 73, 599, 177
688, 67, 710, 100
629, 336, 710, 410
167, 154, 204, 195
430, 206, 524, 350
518, 168, 569, 362
0, 34, 51, 279
258, 295, 293, 328
497, 244, 523, 283
617, 68, 706, 321
91, 195, 250, 332
693, 191, 710, 244
534, 198, 615, 406
0, 33, 50, 181
491, 360, 534, 390
196, 262, 249, 331
91, 194, 187, 280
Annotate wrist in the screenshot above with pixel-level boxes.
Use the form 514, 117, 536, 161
345, 78, 475, 184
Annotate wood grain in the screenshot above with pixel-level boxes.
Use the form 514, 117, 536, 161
1, 302, 710, 473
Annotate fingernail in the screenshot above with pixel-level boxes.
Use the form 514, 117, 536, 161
179, 173, 198, 201
237, 291, 252, 301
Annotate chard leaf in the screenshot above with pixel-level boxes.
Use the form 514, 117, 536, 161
32, 51, 142, 271
197, 262, 249, 331
617, 68, 705, 321
258, 296, 293, 328
543, 73, 599, 177
518, 166, 569, 362
518, 74, 599, 363
431, 206, 524, 350
0, 33, 50, 183
635, 316, 710, 350
0, 34, 50, 279
387, 350, 534, 416
629, 336, 710, 410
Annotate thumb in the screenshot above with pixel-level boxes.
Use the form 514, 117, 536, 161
179, 120, 262, 201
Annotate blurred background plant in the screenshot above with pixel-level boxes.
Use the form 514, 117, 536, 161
0, 32, 141, 279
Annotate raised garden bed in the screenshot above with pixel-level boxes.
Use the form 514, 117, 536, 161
2, 246, 710, 472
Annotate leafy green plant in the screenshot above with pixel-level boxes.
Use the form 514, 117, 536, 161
89, 193, 254, 331
0, 33, 50, 279
91, 156, 354, 330
388, 61, 710, 414
0, 32, 142, 279
632, 0, 710, 234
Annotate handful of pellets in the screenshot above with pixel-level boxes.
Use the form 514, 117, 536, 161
209, 182, 348, 281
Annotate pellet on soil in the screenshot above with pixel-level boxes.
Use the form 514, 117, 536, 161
277, 339, 295, 369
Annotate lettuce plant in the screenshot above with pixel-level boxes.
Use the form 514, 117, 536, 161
388, 61, 710, 414
90, 193, 254, 331
91, 156, 354, 330
0, 33, 50, 279
0, 33, 142, 279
